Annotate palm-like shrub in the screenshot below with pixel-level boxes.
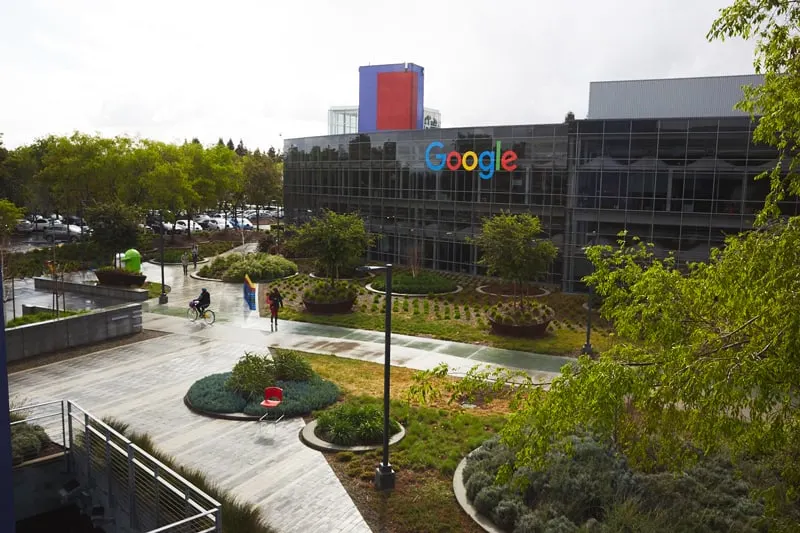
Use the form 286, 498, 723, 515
488, 300, 555, 326
303, 280, 358, 304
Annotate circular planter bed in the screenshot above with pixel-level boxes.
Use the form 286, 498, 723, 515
476, 284, 551, 298
300, 419, 406, 453
453, 453, 504, 533
367, 271, 461, 296
364, 282, 463, 297
302, 281, 358, 314
184, 362, 340, 420
487, 301, 555, 339
94, 269, 146, 287
308, 271, 372, 281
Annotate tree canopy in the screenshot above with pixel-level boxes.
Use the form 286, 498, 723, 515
0, 133, 282, 220
469, 212, 558, 301
288, 210, 373, 283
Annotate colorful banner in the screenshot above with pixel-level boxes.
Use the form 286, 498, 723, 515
243, 274, 256, 311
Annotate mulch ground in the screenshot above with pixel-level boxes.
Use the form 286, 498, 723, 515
7, 329, 169, 373
481, 283, 548, 297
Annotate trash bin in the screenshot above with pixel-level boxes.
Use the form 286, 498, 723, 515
122, 249, 142, 273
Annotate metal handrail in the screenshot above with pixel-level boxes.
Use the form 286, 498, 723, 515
145, 509, 218, 533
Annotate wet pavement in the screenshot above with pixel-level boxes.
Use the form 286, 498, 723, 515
3, 277, 127, 321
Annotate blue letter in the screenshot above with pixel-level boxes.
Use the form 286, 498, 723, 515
425, 141, 445, 171
478, 150, 495, 179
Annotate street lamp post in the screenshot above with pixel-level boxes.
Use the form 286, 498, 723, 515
357, 263, 396, 491
582, 231, 597, 356
159, 211, 168, 305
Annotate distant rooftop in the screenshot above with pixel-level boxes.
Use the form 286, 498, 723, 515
587, 74, 764, 120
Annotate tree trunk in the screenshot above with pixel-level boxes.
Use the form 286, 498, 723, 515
187, 208, 192, 239
256, 205, 260, 232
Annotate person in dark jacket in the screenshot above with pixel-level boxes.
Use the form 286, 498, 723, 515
267, 288, 283, 328
193, 288, 211, 316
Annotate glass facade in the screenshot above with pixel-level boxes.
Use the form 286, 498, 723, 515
285, 117, 795, 292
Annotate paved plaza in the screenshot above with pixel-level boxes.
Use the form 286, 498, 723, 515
8, 246, 571, 532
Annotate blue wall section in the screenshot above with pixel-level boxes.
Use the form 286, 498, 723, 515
0, 270, 15, 533
359, 63, 424, 133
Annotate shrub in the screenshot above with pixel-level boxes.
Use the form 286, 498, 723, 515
242, 376, 340, 417
272, 350, 314, 381
199, 253, 296, 282
316, 401, 401, 446
187, 373, 248, 413
542, 515, 579, 533
372, 271, 458, 294
494, 498, 528, 531
475, 485, 505, 516
303, 280, 358, 304
466, 470, 494, 502
225, 353, 277, 401
513, 512, 543, 533
488, 300, 556, 326
10, 422, 51, 465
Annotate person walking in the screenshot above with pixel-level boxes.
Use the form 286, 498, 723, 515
267, 287, 283, 330
181, 251, 189, 276
191, 243, 199, 270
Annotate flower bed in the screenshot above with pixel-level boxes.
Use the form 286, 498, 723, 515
198, 253, 297, 283
185, 351, 340, 419
371, 271, 458, 295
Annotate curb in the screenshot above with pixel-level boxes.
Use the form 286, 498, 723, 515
476, 285, 551, 298
183, 394, 262, 421
453, 454, 505, 533
189, 272, 223, 282
364, 283, 463, 298
299, 419, 406, 453
308, 271, 374, 281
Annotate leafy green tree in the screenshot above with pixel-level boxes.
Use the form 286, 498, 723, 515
469, 212, 558, 304
235, 139, 248, 157
708, 0, 800, 222
288, 210, 373, 284
217, 138, 225, 147
243, 151, 281, 229
85, 202, 141, 267
191, 137, 201, 144
0, 199, 24, 285
226, 138, 235, 151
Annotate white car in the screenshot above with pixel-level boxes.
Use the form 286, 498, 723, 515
232, 218, 253, 230
211, 218, 234, 230
174, 220, 203, 233
193, 214, 212, 225
15, 219, 34, 233
31, 216, 51, 231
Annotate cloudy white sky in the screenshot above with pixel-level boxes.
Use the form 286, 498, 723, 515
0, 0, 755, 151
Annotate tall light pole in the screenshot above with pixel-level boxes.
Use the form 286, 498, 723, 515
159, 211, 168, 305
0, 268, 15, 533
582, 231, 597, 356
357, 263, 395, 490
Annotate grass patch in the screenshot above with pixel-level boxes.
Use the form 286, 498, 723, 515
102, 418, 275, 533
372, 270, 458, 294
143, 281, 170, 299
260, 270, 612, 356
6, 310, 84, 328
282, 348, 508, 532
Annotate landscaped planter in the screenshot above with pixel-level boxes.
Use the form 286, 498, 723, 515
303, 298, 356, 314
94, 270, 146, 287
488, 316, 552, 338
476, 284, 551, 298
300, 419, 406, 453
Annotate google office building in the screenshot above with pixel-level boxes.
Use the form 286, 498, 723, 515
284, 69, 799, 291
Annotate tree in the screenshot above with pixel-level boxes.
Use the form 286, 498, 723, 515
469, 212, 558, 305
85, 202, 141, 267
243, 151, 281, 230
191, 137, 201, 145
226, 138, 235, 151
217, 138, 225, 147
235, 139, 248, 157
288, 210, 373, 284
708, 0, 800, 222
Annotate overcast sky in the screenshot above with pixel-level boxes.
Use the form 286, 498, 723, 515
0, 0, 756, 151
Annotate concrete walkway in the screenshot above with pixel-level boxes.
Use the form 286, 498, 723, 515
8, 245, 571, 533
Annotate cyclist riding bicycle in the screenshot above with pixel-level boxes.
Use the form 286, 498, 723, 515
192, 288, 211, 316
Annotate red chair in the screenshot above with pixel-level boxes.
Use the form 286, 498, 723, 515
258, 387, 284, 432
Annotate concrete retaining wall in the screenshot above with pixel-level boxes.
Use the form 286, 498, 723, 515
13, 455, 73, 522
6, 303, 143, 362
34, 277, 150, 302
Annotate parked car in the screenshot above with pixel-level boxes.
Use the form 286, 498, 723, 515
66, 216, 89, 228
15, 219, 34, 233
193, 214, 212, 226
43, 221, 87, 242
31, 216, 51, 231
174, 220, 203, 233
211, 218, 234, 230
149, 221, 174, 234
231, 218, 254, 230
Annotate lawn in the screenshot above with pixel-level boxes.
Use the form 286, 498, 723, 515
292, 348, 509, 533
143, 281, 170, 299
260, 269, 612, 356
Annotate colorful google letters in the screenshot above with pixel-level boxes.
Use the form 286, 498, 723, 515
424, 141, 518, 180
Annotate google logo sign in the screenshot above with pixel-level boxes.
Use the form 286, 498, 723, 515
424, 141, 518, 180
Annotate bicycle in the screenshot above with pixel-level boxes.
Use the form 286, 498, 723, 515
187, 301, 216, 324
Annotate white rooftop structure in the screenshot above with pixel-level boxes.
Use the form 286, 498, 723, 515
587, 74, 764, 120
328, 105, 441, 135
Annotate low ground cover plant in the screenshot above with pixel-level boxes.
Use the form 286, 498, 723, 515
488, 300, 556, 326
462, 435, 769, 533
315, 398, 401, 446
198, 253, 296, 282
10, 421, 52, 465
185, 351, 340, 418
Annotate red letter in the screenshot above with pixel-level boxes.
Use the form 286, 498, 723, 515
446, 151, 461, 171
501, 151, 518, 171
